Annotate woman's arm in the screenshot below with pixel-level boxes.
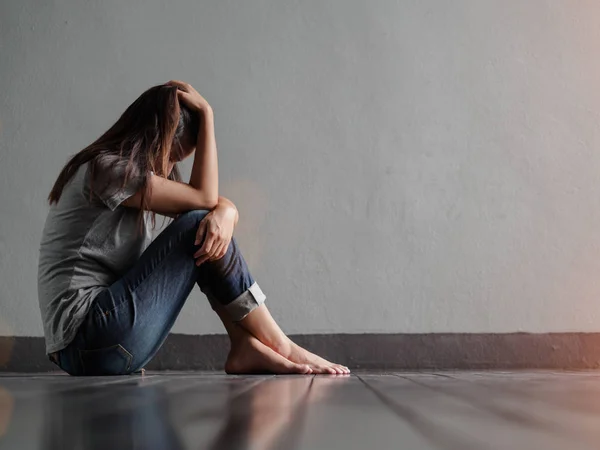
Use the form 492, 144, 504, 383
123, 81, 219, 215
160, 196, 238, 224
189, 107, 218, 205
178, 79, 218, 204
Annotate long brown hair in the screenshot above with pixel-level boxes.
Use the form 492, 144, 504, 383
48, 83, 199, 225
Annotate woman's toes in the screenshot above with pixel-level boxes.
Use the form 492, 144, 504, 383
311, 365, 334, 374
333, 365, 349, 374
299, 364, 312, 374
338, 365, 350, 374
284, 360, 312, 374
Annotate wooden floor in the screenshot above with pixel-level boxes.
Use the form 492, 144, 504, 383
0, 371, 599, 449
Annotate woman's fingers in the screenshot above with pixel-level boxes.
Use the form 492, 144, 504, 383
167, 80, 200, 99
196, 237, 229, 265
194, 220, 207, 246
195, 236, 215, 263
219, 240, 229, 259
168, 80, 210, 112
197, 243, 220, 265
195, 251, 210, 266
218, 240, 231, 259
200, 229, 216, 254
194, 222, 220, 264
175, 90, 195, 109
194, 219, 211, 264
166, 80, 190, 91
193, 211, 234, 265
210, 241, 228, 261
207, 242, 222, 262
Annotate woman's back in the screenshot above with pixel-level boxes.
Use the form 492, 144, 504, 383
37, 161, 151, 354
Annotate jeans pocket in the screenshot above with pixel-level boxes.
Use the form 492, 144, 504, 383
79, 344, 133, 376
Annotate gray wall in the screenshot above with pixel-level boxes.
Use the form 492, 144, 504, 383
2, 0, 600, 338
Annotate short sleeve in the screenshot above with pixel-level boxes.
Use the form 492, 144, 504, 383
89, 156, 145, 211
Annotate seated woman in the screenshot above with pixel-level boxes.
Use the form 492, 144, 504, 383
38, 80, 349, 376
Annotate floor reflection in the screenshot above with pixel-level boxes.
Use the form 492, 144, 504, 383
0, 386, 14, 439
40, 380, 184, 450
0, 374, 348, 450
208, 376, 347, 450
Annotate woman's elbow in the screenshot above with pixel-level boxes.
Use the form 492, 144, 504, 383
203, 195, 219, 210
206, 200, 219, 210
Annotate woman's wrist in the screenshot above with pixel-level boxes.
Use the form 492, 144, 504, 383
196, 107, 214, 142
216, 197, 238, 223
216, 198, 236, 213
198, 104, 213, 118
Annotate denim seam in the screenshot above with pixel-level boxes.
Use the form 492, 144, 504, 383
78, 343, 134, 374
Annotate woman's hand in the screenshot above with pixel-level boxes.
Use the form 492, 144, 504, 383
166, 80, 212, 114
193, 204, 237, 265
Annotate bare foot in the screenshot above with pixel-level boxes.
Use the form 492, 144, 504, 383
232, 304, 349, 375
279, 341, 350, 375
225, 335, 312, 375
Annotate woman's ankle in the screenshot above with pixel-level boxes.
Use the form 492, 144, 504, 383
240, 328, 293, 358
259, 333, 294, 358
236, 304, 294, 356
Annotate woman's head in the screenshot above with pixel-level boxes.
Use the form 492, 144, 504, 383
115, 83, 199, 172
48, 82, 200, 207
88, 83, 199, 176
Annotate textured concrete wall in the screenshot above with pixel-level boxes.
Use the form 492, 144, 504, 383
2, 1, 600, 337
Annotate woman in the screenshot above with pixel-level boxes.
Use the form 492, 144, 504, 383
38, 80, 349, 376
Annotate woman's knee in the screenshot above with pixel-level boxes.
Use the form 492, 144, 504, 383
161, 210, 211, 242
174, 210, 211, 229
178, 209, 211, 222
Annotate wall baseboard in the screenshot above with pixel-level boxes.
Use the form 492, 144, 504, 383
1, 333, 600, 373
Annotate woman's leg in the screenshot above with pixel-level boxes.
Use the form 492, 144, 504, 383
236, 306, 350, 374
211, 305, 311, 375
57, 209, 346, 375
198, 251, 349, 374
56, 210, 308, 375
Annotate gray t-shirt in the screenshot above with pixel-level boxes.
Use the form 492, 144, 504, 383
38, 159, 152, 353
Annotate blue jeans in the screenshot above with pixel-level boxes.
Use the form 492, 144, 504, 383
52, 210, 266, 376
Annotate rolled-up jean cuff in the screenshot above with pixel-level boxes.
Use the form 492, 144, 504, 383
225, 282, 266, 322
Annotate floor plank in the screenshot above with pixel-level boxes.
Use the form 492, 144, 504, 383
295, 375, 435, 450
360, 373, 597, 450
431, 371, 600, 444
